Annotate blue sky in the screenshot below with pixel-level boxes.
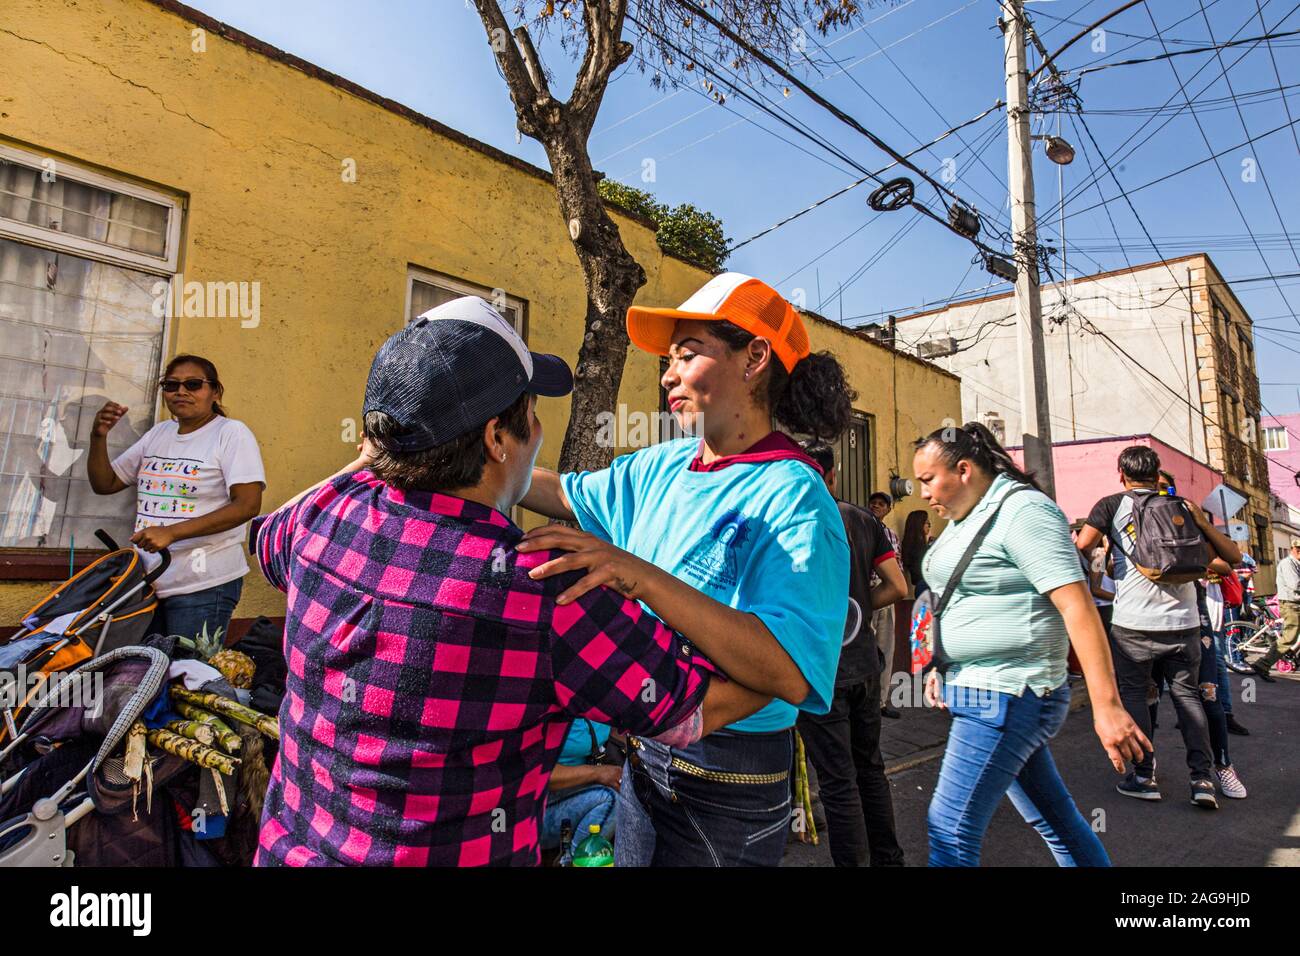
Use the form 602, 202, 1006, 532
189, 0, 1300, 414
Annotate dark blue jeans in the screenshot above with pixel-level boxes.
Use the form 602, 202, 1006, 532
615, 728, 793, 867
928, 680, 1110, 868
151, 578, 243, 645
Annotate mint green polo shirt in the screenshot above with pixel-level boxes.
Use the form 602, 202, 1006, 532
921, 473, 1085, 696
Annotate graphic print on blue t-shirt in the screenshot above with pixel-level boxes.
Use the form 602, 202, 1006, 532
679, 509, 751, 591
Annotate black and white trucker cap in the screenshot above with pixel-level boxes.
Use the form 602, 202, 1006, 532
363, 296, 573, 452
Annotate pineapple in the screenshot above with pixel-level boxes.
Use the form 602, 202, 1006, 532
186, 622, 255, 689
208, 649, 256, 690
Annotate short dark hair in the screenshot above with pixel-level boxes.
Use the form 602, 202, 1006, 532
868, 491, 892, 506
364, 390, 532, 492
800, 440, 836, 476
1118, 445, 1161, 483
163, 354, 226, 416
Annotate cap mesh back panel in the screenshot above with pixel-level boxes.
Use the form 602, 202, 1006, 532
786, 318, 810, 356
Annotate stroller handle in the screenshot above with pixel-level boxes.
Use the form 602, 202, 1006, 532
94, 529, 171, 584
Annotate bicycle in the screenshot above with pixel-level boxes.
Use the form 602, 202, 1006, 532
1225, 599, 1298, 672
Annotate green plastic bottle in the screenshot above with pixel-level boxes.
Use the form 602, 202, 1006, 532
571, 823, 614, 867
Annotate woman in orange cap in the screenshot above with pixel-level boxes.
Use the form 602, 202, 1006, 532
518, 272, 857, 866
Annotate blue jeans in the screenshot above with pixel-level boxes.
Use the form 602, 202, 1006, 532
1212, 630, 1234, 715
541, 783, 617, 853
152, 578, 243, 645
616, 728, 792, 867
1219, 607, 1244, 667
928, 680, 1110, 868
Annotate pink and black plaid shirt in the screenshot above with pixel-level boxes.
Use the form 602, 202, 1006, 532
250, 471, 714, 866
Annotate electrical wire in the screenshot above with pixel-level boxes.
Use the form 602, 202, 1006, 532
727, 102, 1006, 253
1141, 1, 1300, 325
667, 0, 1001, 244
1064, 27, 1300, 78
1061, 115, 1300, 222
1040, 0, 1300, 224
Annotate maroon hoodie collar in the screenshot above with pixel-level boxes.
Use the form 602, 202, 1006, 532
688, 431, 824, 474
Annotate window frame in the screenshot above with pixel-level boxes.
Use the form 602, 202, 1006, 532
0, 143, 183, 275
1264, 426, 1289, 452
404, 265, 527, 340
0, 146, 181, 575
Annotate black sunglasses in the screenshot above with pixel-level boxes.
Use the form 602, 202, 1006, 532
159, 378, 213, 393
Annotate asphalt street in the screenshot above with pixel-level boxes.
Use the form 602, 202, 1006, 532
784, 670, 1298, 867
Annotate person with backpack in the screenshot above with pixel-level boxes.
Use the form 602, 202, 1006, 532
912, 423, 1146, 867
1252, 538, 1300, 682
1076, 446, 1241, 809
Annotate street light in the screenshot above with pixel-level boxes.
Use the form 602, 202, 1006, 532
1032, 134, 1075, 165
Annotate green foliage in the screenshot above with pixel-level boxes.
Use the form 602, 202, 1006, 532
176, 620, 226, 661
597, 180, 729, 273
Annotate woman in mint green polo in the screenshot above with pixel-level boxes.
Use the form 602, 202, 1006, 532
912, 422, 1148, 867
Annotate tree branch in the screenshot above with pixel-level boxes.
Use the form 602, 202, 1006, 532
512, 25, 551, 97
471, 0, 556, 134
569, 0, 633, 139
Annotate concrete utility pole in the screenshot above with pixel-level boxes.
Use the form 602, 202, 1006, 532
1001, 0, 1057, 499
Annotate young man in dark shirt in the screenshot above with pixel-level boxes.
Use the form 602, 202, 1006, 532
1076, 446, 1240, 809
796, 442, 908, 866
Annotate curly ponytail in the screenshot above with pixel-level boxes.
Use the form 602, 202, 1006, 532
913, 420, 1041, 491
707, 321, 857, 440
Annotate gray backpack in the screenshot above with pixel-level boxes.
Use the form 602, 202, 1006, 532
1122, 492, 1210, 585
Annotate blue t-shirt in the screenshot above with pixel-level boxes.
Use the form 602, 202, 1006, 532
561, 438, 849, 732
558, 719, 611, 767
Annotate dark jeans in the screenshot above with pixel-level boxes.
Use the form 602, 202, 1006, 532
1110, 624, 1213, 782
796, 674, 904, 867
1197, 633, 1231, 768
151, 577, 244, 645
615, 728, 792, 867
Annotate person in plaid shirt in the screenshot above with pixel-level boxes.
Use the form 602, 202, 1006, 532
252, 297, 765, 867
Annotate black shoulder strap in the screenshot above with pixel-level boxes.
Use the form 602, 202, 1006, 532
583, 718, 602, 761
935, 485, 1032, 617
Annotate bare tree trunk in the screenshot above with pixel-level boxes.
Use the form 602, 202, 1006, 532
472, 0, 642, 474
543, 131, 647, 472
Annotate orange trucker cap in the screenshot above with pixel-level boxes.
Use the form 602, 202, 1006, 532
626, 272, 812, 373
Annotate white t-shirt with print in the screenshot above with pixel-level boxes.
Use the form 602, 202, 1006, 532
112, 416, 265, 598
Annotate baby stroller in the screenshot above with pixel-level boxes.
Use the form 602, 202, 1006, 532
0, 645, 170, 866
1, 531, 169, 748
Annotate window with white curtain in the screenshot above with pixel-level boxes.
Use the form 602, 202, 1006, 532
1264, 426, 1289, 452
0, 145, 180, 550
405, 266, 526, 337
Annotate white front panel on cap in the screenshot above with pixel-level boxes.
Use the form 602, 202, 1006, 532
676, 271, 754, 313
417, 295, 533, 376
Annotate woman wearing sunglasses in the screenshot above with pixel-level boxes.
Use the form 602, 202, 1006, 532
87, 354, 265, 644
518, 273, 854, 866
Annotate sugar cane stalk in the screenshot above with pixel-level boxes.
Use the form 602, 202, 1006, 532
793, 729, 818, 846
165, 718, 215, 746
171, 685, 279, 740
145, 727, 241, 775
172, 700, 242, 754
123, 720, 147, 783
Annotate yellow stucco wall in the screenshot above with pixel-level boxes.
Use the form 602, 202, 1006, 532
0, 0, 960, 620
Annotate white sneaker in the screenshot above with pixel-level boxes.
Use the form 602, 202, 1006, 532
1217, 765, 1248, 799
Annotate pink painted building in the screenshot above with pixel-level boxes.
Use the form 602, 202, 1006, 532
1261, 414, 1300, 510
1008, 435, 1222, 526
